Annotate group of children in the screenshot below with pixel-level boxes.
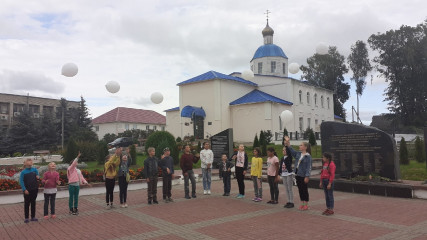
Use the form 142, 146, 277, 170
220, 137, 336, 216
19, 138, 336, 223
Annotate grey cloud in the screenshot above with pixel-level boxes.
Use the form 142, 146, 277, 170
0, 69, 65, 94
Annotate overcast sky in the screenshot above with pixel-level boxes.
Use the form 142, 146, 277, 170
0, 0, 425, 125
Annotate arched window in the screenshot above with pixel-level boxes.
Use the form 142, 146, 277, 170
299, 90, 302, 103
327, 97, 330, 109
314, 94, 318, 106
307, 92, 310, 105
321, 96, 324, 108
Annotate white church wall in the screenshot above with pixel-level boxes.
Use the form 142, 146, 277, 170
165, 110, 180, 139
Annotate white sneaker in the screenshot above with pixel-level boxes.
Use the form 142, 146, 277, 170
203, 190, 207, 195
207, 190, 211, 195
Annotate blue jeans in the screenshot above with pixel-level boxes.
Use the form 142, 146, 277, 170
322, 179, 334, 209
202, 168, 211, 190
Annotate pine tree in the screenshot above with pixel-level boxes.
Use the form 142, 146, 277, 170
309, 130, 317, 146
414, 136, 426, 163
253, 134, 260, 149
259, 130, 267, 156
399, 137, 409, 165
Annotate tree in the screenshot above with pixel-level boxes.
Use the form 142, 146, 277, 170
414, 136, 426, 163
253, 134, 260, 149
264, 130, 273, 144
63, 138, 78, 163
77, 96, 93, 130
259, 130, 267, 156
38, 111, 59, 150
145, 131, 179, 165
70, 96, 97, 142
4, 109, 39, 154
103, 133, 118, 144
56, 98, 76, 146
368, 20, 427, 126
399, 137, 409, 165
301, 46, 350, 119
348, 40, 372, 117
129, 144, 137, 165
307, 128, 317, 146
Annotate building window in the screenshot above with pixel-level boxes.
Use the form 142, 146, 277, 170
125, 124, 129, 130
271, 61, 276, 73
161, 126, 165, 131
315, 119, 318, 126
307, 118, 311, 129
146, 125, 150, 130
132, 124, 137, 129
258, 62, 263, 74
299, 117, 304, 132
282, 63, 286, 74
307, 92, 310, 105
0, 103, 9, 114
95, 126, 99, 132
321, 96, 324, 108
299, 90, 302, 104
327, 97, 330, 109
208, 122, 212, 125
314, 94, 318, 106
153, 126, 157, 130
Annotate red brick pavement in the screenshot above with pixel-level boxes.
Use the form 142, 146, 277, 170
0, 177, 426, 240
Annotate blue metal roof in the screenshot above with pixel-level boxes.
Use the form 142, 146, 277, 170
251, 44, 288, 61
229, 89, 293, 106
181, 105, 206, 119
334, 115, 344, 119
164, 107, 179, 112
177, 71, 257, 86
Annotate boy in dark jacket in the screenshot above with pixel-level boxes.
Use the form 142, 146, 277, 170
160, 147, 174, 202
219, 154, 234, 196
144, 147, 159, 204
180, 145, 199, 199
19, 158, 40, 223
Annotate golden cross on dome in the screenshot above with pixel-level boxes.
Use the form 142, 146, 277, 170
264, 10, 271, 23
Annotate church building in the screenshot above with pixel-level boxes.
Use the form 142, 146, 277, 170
165, 21, 336, 143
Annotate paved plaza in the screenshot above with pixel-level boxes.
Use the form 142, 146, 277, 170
0, 177, 426, 240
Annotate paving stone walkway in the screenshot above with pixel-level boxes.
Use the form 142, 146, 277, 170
0, 178, 426, 240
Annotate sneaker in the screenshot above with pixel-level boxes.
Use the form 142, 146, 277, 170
267, 200, 274, 204
148, 201, 152, 205
31, 218, 38, 222
51, 215, 56, 219
73, 209, 79, 215
324, 209, 334, 216
153, 200, 159, 204
236, 194, 242, 198
302, 205, 309, 211
252, 197, 257, 201
69, 209, 73, 215
44, 216, 49, 220
254, 198, 261, 202
168, 198, 173, 202
24, 219, 29, 223
225, 193, 230, 196
298, 205, 305, 210
273, 201, 278, 204
124, 204, 128, 208
192, 195, 197, 198
285, 203, 294, 208
203, 190, 208, 195
237, 195, 244, 199
110, 204, 114, 209
121, 204, 126, 208
105, 205, 111, 210
207, 190, 211, 195
223, 193, 227, 196
322, 209, 329, 215
185, 196, 191, 199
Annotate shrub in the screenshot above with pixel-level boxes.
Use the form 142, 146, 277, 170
0, 179, 20, 191
145, 131, 179, 165
264, 130, 273, 144
308, 129, 317, 146
96, 140, 109, 164
176, 137, 182, 142
414, 136, 425, 163
399, 137, 409, 165
13, 152, 22, 157
76, 141, 99, 162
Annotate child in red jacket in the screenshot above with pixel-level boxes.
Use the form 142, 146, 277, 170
42, 162, 61, 219
319, 152, 336, 216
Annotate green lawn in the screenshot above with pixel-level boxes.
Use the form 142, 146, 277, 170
400, 160, 427, 181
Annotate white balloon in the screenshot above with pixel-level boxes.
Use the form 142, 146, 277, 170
61, 63, 78, 77
288, 63, 300, 74
316, 42, 329, 55
280, 110, 293, 125
241, 69, 254, 80
105, 81, 120, 94
151, 92, 163, 104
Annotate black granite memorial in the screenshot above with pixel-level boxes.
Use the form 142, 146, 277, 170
321, 121, 400, 180
210, 128, 234, 168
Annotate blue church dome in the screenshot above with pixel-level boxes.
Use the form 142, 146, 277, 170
251, 44, 288, 61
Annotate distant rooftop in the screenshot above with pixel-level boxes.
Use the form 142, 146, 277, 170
230, 89, 293, 106
92, 107, 165, 125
